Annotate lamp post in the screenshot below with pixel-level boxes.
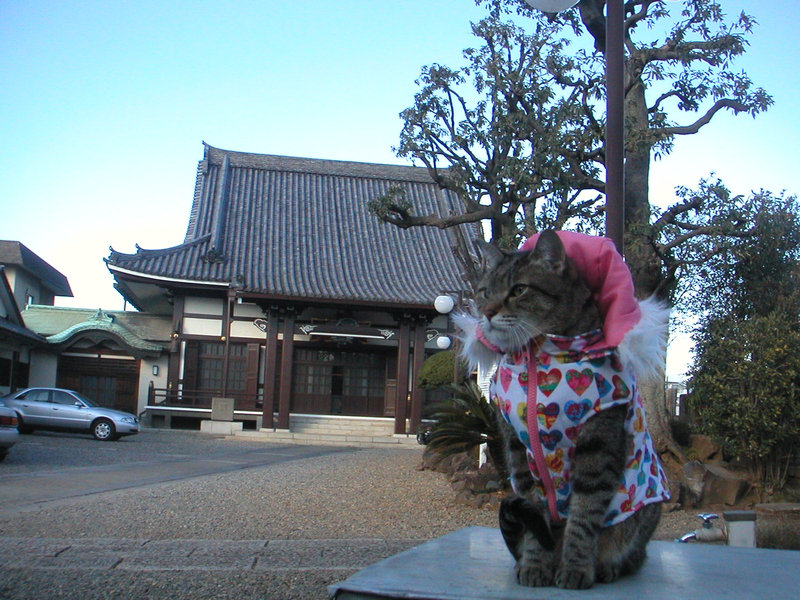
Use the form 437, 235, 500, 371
524, 0, 625, 254
434, 293, 463, 382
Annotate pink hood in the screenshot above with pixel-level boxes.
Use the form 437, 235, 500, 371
519, 231, 640, 351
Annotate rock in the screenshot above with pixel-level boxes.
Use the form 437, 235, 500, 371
485, 480, 501, 493
681, 460, 706, 506
454, 490, 474, 506
484, 495, 502, 512
467, 493, 489, 509
451, 479, 468, 492
690, 434, 721, 462
680, 460, 749, 506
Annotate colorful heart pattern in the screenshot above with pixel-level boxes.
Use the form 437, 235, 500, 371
564, 399, 592, 423
500, 367, 513, 392
612, 374, 630, 400
566, 368, 593, 396
489, 335, 670, 526
538, 369, 562, 396
537, 402, 560, 429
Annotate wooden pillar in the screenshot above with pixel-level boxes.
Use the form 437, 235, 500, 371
261, 308, 279, 429
409, 316, 428, 435
167, 295, 184, 403
394, 317, 411, 435
9, 350, 19, 393
277, 308, 296, 430
221, 293, 233, 397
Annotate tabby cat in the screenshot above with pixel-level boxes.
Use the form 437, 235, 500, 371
470, 230, 666, 590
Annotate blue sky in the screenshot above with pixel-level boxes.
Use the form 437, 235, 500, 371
2, 1, 798, 378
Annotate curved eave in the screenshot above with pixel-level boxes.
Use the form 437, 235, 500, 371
47, 322, 165, 359
106, 264, 231, 288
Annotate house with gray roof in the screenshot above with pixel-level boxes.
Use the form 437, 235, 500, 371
0, 242, 73, 395
105, 144, 474, 435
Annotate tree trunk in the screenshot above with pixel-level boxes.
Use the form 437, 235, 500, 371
639, 372, 687, 463
622, 75, 684, 459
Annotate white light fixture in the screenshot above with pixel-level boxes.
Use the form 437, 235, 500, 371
434, 295, 456, 314
523, 0, 579, 11
436, 336, 452, 350
152, 365, 159, 376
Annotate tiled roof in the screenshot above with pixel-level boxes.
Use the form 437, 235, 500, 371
107, 144, 476, 308
22, 305, 171, 342
0, 241, 73, 297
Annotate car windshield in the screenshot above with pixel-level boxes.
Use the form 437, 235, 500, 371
71, 392, 99, 407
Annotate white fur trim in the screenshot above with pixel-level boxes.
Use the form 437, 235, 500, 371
618, 297, 670, 381
452, 296, 670, 382
452, 310, 500, 373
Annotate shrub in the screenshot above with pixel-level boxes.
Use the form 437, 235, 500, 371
418, 350, 456, 389
689, 312, 800, 494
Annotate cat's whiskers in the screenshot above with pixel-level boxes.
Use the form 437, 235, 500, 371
484, 313, 541, 352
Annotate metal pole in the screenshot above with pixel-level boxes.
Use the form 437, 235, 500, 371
605, 0, 625, 255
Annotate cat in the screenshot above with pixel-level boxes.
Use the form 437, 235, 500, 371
459, 230, 669, 590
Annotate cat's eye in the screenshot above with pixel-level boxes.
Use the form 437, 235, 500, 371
509, 284, 529, 297
477, 287, 489, 299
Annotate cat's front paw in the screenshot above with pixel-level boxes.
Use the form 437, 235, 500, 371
555, 563, 595, 589
595, 562, 622, 583
516, 561, 553, 587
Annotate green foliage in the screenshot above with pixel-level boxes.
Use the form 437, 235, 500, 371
689, 313, 800, 493
675, 188, 800, 318
424, 381, 508, 480
688, 199, 800, 493
417, 351, 456, 389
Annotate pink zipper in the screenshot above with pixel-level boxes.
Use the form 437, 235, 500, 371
524, 345, 562, 524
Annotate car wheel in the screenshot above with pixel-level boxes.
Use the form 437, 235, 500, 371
16, 416, 33, 434
92, 418, 116, 441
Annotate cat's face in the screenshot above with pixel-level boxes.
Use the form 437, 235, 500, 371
474, 231, 597, 350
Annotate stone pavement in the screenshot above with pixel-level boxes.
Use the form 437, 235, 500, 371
0, 536, 422, 573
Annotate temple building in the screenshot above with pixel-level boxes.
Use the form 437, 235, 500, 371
104, 144, 474, 435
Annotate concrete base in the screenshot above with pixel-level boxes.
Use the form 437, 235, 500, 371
200, 420, 243, 435
329, 526, 800, 599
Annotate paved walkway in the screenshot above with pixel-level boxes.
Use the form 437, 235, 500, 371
0, 536, 422, 573
0, 443, 352, 517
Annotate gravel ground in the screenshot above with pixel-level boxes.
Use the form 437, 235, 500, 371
0, 430, 701, 599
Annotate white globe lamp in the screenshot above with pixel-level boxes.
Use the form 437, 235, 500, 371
436, 336, 452, 350
434, 295, 456, 314
523, 0, 579, 11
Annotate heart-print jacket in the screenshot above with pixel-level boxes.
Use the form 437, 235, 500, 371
456, 231, 671, 527
489, 329, 670, 526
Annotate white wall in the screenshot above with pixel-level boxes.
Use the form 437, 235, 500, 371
28, 351, 58, 387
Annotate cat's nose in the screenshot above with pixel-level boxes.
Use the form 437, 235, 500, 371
482, 303, 501, 319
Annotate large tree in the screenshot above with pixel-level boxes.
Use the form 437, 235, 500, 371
369, 0, 772, 456
370, 0, 771, 299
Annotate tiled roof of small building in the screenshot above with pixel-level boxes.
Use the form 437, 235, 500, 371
107, 144, 476, 308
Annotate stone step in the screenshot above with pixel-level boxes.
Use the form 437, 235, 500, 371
232, 429, 420, 449
289, 417, 395, 436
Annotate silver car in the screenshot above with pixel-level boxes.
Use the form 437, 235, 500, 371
2, 387, 140, 441
0, 399, 20, 460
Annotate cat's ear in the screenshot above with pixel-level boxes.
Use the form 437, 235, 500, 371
473, 239, 505, 271
532, 230, 566, 273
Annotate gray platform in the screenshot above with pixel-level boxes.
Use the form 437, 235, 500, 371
329, 526, 800, 599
